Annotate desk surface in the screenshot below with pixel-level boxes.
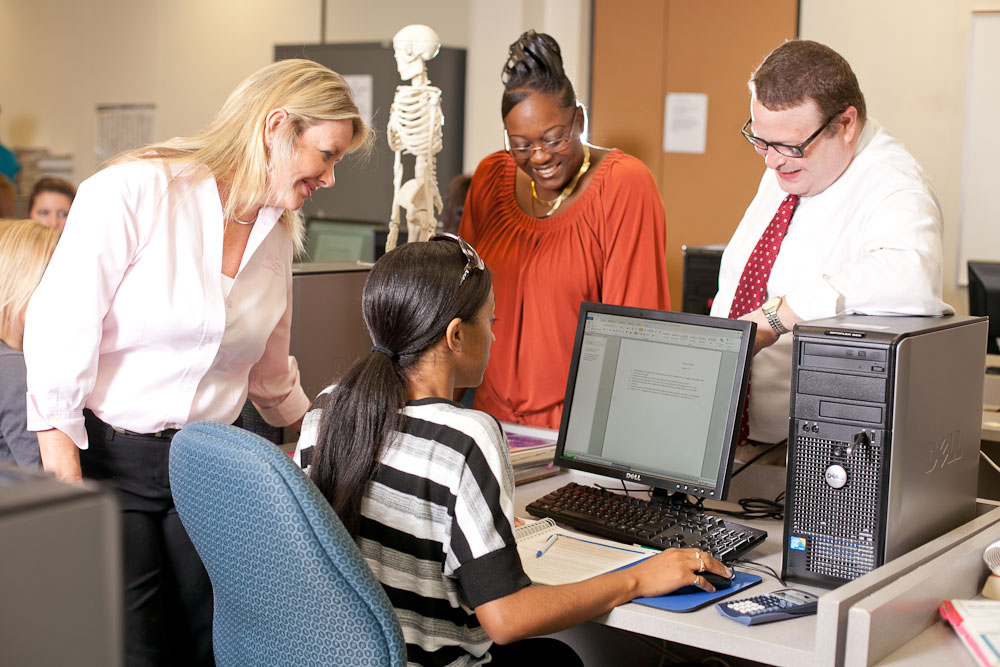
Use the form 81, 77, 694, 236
875, 620, 978, 666
514, 469, 829, 667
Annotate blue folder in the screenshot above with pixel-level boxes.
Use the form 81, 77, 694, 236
632, 570, 762, 613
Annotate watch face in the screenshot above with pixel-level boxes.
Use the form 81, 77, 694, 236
763, 297, 780, 312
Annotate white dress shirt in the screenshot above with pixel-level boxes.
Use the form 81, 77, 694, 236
711, 119, 953, 443
24, 160, 309, 448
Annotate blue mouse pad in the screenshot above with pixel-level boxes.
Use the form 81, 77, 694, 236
632, 571, 762, 613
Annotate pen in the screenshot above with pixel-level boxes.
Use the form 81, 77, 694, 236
536, 534, 560, 558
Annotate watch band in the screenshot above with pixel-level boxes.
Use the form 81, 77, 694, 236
764, 306, 789, 335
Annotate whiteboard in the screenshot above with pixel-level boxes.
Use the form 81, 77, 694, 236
958, 12, 1000, 285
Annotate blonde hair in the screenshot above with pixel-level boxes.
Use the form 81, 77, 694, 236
114, 59, 374, 253
0, 219, 60, 347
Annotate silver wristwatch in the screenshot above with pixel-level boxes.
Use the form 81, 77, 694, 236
762, 296, 789, 335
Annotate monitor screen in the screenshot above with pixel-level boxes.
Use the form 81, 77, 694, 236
553, 303, 754, 500
968, 261, 1000, 355
303, 219, 383, 263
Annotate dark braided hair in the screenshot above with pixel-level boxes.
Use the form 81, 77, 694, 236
501, 30, 576, 119
309, 240, 492, 537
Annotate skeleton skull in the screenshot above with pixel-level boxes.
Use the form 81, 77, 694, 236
392, 24, 441, 82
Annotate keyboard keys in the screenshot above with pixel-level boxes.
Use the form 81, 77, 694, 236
526, 482, 766, 562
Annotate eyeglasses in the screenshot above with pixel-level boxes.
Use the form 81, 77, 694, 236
740, 110, 844, 158
429, 233, 485, 285
505, 107, 580, 160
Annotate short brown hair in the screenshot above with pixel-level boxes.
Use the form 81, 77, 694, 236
750, 40, 866, 124
27, 177, 76, 217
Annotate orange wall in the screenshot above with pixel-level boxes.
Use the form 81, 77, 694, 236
591, 0, 799, 309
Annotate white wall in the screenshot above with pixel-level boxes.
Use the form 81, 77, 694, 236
0, 0, 587, 185
2, 0, 980, 311
799, 0, 1000, 312
0, 0, 324, 182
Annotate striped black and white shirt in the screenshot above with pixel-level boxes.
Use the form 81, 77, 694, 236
296, 393, 531, 667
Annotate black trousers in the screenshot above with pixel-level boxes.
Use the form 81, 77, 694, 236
490, 638, 584, 666
82, 411, 214, 667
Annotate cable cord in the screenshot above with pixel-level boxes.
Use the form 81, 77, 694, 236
730, 439, 787, 478
596, 481, 784, 520
731, 558, 787, 587
982, 449, 1000, 475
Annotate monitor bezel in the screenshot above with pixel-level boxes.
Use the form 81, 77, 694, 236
302, 217, 388, 264
552, 302, 755, 501
967, 260, 1000, 355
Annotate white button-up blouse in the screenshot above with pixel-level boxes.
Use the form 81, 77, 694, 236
24, 159, 309, 448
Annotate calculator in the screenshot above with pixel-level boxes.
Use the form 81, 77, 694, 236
715, 588, 818, 625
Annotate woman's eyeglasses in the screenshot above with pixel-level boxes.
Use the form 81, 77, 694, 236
429, 233, 485, 285
506, 131, 574, 159
504, 105, 581, 160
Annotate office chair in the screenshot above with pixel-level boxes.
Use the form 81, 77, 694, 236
169, 421, 406, 667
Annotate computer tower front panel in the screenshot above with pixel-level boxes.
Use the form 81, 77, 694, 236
783, 337, 892, 587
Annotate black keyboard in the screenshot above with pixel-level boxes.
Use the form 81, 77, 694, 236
526, 482, 767, 563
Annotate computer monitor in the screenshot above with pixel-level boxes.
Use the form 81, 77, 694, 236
968, 260, 1000, 355
681, 243, 726, 315
0, 466, 122, 666
552, 302, 755, 501
303, 218, 384, 263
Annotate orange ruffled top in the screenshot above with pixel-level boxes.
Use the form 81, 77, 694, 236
459, 149, 670, 429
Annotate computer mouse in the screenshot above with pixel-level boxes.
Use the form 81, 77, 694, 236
670, 570, 735, 595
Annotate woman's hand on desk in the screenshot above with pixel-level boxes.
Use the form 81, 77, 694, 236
629, 548, 731, 597
474, 548, 732, 645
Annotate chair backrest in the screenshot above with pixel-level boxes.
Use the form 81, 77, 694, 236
169, 421, 406, 667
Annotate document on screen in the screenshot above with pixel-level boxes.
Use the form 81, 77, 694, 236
602, 339, 722, 477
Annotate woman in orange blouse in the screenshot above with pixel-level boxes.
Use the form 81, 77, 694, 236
459, 30, 670, 429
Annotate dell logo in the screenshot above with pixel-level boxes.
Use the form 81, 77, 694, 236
625, 472, 642, 481
926, 431, 963, 474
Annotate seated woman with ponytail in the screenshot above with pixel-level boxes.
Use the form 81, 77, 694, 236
294, 235, 730, 667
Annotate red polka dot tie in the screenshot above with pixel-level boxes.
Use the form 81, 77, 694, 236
729, 194, 799, 445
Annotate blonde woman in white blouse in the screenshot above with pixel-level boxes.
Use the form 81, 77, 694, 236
23, 59, 372, 666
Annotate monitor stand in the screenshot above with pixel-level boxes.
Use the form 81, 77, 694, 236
649, 488, 696, 508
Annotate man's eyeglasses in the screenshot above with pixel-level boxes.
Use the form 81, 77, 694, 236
741, 110, 844, 158
429, 233, 485, 285
505, 107, 580, 160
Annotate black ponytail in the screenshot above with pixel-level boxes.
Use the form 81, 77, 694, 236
501, 30, 577, 119
309, 241, 492, 537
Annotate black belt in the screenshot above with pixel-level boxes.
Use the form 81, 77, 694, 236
110, 425, 180, 439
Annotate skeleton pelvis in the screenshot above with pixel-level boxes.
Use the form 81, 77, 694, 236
399, 179, 431, 212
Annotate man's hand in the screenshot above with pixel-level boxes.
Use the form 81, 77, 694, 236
741, 309, 779, 354
739, 298, 802, 355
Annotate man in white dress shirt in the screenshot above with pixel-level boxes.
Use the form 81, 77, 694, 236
711, 40, 952, 458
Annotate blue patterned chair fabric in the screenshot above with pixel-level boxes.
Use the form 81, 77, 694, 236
169, 421, 406, 667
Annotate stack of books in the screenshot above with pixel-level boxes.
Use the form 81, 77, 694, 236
939, 598, 1000, 666
506, 432, 560, 485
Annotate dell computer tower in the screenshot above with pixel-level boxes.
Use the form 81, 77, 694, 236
782, 315, 987, 587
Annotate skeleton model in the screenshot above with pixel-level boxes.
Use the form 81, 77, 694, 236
386, 24, 444, 250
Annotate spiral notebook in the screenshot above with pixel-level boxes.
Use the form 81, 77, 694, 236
515, 518, 653, 586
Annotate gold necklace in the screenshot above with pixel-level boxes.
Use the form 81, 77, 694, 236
530, 144, 591, 217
